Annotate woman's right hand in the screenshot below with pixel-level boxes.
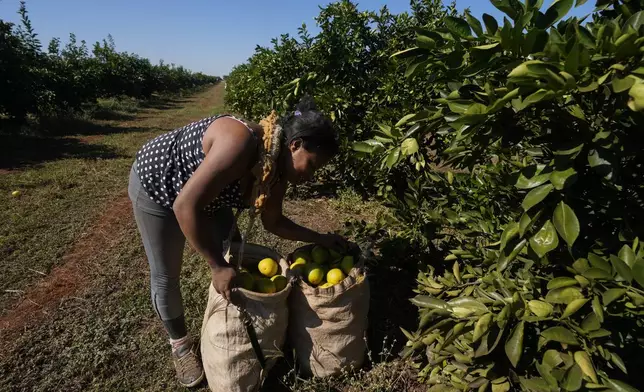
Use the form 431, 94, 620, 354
211, 265, 237, 303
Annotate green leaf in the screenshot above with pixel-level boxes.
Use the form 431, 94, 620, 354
588, 253, 611, 272
401, 138, 419, 156
490, 0, 520, 20
626, 10, 644, 30
609, 351, 627, 374
546, 286, 584, 304
377, 123, 393, 137
562, 364, 583, 391
488, 88, 520, 113
353, 140, 384, 153
483, 13, 499, 34
541, 326, 579, 345
519, 210, 541, 237
542, 0, 574, 28
500, 222, 520, 250
530, 220, 559, 258
561, 298, 589, 318
565, 41, 580, 74
633, 257, 644, 288
516, 172, 551, 189
473, 313, 493, 342
575, 0, 589, 6
416, 35, 436, 50
550, 168, 577, 190
574, 351, 598, 383
547, 277, 578, 290
610, 255, 633, 283
521, 89, 556, 109
447, 100, 471, 114
603, 378, 639, 392
505, 321, 524, 368
592, 295, 604, 323
588, 329, 610, 338
628, 83, 644, 111
445, 16, 472, 38
391, 47, 423, 59
448, 297, 489, 315
385, 147, 401, 169
395, 113, 417, 128
582, 312, 601, 332
613, 76, 635, 93
602, 288, 626, 306
583, 268, 613, 280
472, 43, 501, 51
465, 11, 484, 37
553, 201, 580, 247
410, 295, 450, 310
588, 148, 613, 180
528, 300, 554, 317
519, 377, 551, 392
618, 245, 636, 268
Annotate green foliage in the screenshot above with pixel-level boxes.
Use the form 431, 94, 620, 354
224, 0, 644, 389
0, 1, 219, 125
383, 0, 644, 390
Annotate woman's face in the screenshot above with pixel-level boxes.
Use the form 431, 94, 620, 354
284, 139, 331, 184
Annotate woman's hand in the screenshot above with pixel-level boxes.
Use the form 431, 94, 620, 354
211, 265, 237, 302
317, 233, 351, 253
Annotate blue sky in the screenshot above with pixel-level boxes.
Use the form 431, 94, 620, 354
0, 0, 595, 76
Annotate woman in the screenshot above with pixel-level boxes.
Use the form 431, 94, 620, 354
127, 97, 349, 387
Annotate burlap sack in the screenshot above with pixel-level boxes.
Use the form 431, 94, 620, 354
200, 243, 292, 392
287, 246, 370, 377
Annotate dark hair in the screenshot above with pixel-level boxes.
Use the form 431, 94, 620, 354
280, 96, 339, 156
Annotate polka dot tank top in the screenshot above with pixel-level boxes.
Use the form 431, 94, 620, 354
134, 115, 255, 214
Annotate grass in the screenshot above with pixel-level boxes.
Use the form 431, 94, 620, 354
0, 84, 420, 392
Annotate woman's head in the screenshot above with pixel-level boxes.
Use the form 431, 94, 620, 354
279, 96, 338, 184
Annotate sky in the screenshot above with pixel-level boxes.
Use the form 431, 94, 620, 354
0, 0, 595, 77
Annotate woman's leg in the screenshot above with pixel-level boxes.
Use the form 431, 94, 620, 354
128, 165, 203, 387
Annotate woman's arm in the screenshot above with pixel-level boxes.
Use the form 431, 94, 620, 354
173, 119, 254, 300
261, 181, 348, 251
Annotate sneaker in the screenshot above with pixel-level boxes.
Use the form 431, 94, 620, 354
172, 343, 205, 388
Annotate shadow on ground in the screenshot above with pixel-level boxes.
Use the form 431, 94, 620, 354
0, 134, 129, 170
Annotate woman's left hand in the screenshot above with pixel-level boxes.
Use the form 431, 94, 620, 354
317, 233, 352, 253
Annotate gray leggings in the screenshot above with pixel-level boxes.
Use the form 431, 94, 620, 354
128, 165, 235, 338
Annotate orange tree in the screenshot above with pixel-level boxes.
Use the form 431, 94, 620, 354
354, 0, 644, 390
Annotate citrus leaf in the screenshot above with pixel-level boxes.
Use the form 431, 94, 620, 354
602, 288, 626, 306
618, 245, 636, 268
547, 277, 578, 290
528, 300, 553, 317
609, 351, 627, 374
610, 255, 633, 283
561, 298, 589, 318
542, 0, 574, 28
553, 201, 580, 247
592, 295, 604, 323
464, 10, 484, 37
410, 295, 450, 310
505, 321, 524, 368
483, 13, 498, 34
582, 312, 601, 332
574, 351, 598, 383
395, 113, 418, 128
353, 140, 385, 153
626, 10, 644, 30
473, 313, 492, 342
401, 138, 419, 156
583, 268, 614, 280
603, 378, 639, 392
541, 326, 579, 345
633, 257, 644, 288
546, 286, 584, 304
530, 220, 559, 258
516, 170, 551, 189
627, 83, 644, 111
613, 76, 635, 93
445, 16, 472, 38
385, 147, 401, 169
588, 253, 611, 272
500, 222, 520, 251
550, 168, 577, 190
391, 47, 423, 59
562, 364, 583, 391
416, 35, 436, 50
448, 297, 489, 315
519, 377, 551, 392
588, 329, 610, 338
522, 184, 553, 211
